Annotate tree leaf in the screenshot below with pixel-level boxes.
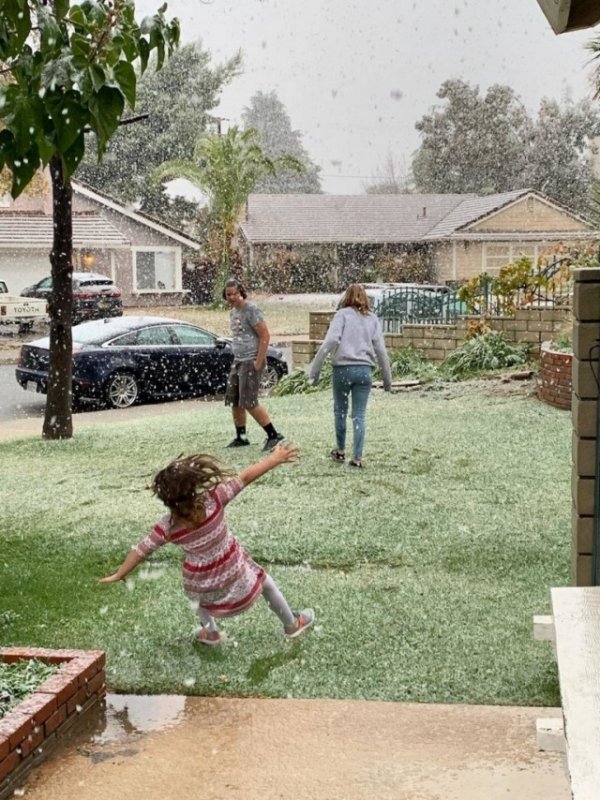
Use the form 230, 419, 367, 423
114, 60, 136, 109
89, 86, 125, 159
62, 131, 86, 179
47, 91, 89, 153
68, 5, 86, 27
88, 64, 106, 93
8, 146, 41, 199
54, 0, 70, 21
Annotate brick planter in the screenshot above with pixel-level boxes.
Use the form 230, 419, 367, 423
0, 648, 105, 799
538, 341, 572, 410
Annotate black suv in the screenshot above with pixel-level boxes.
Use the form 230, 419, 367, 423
21, 272, 123, 325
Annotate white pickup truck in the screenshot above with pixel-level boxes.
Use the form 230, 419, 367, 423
0, 280, 48, 333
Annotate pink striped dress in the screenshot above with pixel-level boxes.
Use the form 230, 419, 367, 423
134, 477, 265, 618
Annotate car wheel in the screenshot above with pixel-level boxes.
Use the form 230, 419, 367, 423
105, 372, 141, 409
259, 364, 281, 395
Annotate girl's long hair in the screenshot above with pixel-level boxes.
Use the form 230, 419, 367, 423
151, 454, 233, 518
339, 284, 370, 315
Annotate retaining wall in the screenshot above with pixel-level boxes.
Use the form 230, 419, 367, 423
293, 308, 570, 367
0, 647, 105, 799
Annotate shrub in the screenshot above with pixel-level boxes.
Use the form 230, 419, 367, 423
385, 346, 438, 382
440, 331, 528, 380
0, 659, 58, 719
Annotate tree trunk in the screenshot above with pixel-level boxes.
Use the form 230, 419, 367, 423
42, 155, 73, 440
211, 225, 232, 305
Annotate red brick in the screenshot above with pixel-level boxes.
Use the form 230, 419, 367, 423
0, 712, 35, 751
18, 726, 44, 758
67, 687, 88, 715
14, 693, 57, 727
38, 671, 79, 706
0, 750, 20, 782
44, 704, 67, 736
86, 672, 105, 697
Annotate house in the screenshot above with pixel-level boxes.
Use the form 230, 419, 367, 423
238, 190, 599, 288
0, 178, 202, 306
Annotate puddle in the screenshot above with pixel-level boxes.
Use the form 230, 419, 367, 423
91, 694, 187, 745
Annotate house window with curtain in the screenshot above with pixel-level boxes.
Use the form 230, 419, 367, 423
134, 250, 178, 291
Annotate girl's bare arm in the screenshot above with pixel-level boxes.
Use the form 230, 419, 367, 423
99, 547, 146, 584
239, 442, 299, 487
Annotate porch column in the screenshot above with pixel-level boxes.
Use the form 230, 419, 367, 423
572, 267, 600, 585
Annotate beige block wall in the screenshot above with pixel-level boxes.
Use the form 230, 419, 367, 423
294, 309, 569, 368
469, 196, 589, 233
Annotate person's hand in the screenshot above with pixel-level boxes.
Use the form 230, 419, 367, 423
99, 573, 122, 584
269, 441, 299, 465
254, 359, 265, 371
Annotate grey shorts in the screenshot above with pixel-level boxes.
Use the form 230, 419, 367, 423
225, 361, 263, 409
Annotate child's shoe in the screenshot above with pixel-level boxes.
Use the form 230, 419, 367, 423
284, 609, 315, 639
195, 626, 223, 646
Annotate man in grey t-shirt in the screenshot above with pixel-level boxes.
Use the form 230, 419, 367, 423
223, 279, 285, 451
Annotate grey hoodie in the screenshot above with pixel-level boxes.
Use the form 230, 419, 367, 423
308, 307, 392, 390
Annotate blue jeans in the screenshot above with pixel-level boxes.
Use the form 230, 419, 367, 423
332, 365, 373, 460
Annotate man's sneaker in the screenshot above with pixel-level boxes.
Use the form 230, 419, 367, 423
226, 437, 250, 448
284, 609, 315, 640
262, 433, 285, 451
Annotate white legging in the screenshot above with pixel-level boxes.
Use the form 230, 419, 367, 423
198, 574, 295, 632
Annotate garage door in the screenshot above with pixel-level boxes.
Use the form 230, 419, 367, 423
0, 251, 52, 294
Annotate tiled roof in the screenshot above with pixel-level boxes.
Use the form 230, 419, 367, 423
0, 214, 130, 246
239, 194, 470, 244
73, 181, 203, 249
424, 190, 531, 238
239, 189, 593, 244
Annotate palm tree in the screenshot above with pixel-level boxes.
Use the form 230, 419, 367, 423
155, 126, 303, 302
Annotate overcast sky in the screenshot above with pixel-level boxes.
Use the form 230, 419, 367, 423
138, 0, 598, 194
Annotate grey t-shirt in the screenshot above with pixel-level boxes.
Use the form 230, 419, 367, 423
230, 302, 265, 361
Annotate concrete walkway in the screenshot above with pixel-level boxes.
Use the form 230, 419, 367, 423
21, 695, 569, 800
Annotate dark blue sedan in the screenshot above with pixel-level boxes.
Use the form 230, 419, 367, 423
15, 316, 288, 409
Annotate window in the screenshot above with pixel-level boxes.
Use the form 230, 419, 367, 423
134, 250, 178, 291
135, 326, 174, 345
108, 332, 139, 347
484, 243, 539, 275
172, 325, 215, 346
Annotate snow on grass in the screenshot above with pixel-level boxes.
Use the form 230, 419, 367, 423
0, 389, 569, 705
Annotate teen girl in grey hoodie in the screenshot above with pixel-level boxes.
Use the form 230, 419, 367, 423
308, 284, 392, 467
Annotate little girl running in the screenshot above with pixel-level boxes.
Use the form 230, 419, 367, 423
100, 442, 314, 645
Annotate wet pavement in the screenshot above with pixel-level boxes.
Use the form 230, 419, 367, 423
20, 694, 569, 799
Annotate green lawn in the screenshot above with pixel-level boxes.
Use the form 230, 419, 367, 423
0, 388, 570, 705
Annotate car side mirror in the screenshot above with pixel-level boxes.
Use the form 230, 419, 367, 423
215, 338, 228, 349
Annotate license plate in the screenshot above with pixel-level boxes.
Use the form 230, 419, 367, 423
26, 381, 38, 393
98, 300, 110, 310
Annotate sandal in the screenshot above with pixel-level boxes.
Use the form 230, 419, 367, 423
285, 609, 315, 639
348, 459, 363, 468
330, 449, 345, 462
194, 627, 223, 646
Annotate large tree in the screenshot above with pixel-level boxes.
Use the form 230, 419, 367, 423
523, 97, 600, 212
154, 126, 302, 302
78, 41, 241, 227
412, 79, 532, 196
0, 0, 179, 439
241, 90, 321, 193
412, 79, 600, 212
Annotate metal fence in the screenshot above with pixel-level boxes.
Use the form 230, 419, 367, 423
376, 259, 573, 333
